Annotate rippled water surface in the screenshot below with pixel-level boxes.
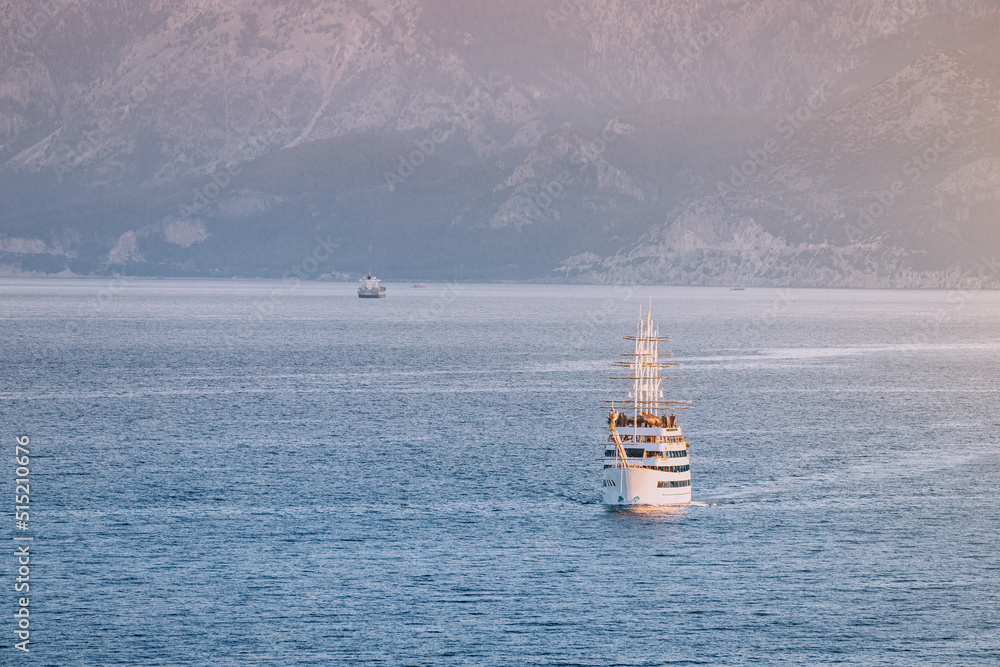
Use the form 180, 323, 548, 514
2, 279, 999, 665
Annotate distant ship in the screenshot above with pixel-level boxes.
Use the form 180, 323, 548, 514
358, 273, 387, 298
601, 308, 692, 506
731, 286, 746, 291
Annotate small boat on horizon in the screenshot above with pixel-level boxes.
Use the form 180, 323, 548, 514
731, 286, 746, 291
411, 284, 426, 288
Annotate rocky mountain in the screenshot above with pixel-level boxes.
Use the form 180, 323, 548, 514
558, 50, 1000, 287
1, 0, 999, 285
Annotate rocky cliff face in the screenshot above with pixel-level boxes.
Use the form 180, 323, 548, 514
1, 0, 999, 284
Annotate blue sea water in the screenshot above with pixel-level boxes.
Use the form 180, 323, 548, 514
2, 279, 999, 666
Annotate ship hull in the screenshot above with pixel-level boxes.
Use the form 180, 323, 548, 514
358, 273, 386, 298
602, 465, 691, 506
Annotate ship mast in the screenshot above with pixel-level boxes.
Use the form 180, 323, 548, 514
603, 306, 690, 467
607, 307, 688, 415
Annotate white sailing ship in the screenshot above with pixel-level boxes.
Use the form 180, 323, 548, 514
358, 273, 387, 298
601, 308, 692, 506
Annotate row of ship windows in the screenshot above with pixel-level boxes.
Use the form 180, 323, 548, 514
613, 435, 686, 444
657, 480, 692, 488
652, 465, 690, 473
604, 449, 688, 459
603, 464, 690, 473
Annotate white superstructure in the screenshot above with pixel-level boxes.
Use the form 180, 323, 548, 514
601, 308, 692, 506
358, 273, 387, 298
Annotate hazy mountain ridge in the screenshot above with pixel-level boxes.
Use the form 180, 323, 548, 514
557, 50, 1000, 287
2, 1, 1000, 284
